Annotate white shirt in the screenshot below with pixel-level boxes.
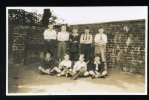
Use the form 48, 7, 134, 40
43, 29, 57, 40
94, 33, 107, 45
57, 31, 69, 41
60, 60, 72, 68
73, 61, 87, 71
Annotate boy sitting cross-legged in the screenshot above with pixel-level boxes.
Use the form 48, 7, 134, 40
50, 53, 73, 77
72, 54, 89, 80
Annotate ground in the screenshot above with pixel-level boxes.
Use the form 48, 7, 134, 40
8, 63, 145, 95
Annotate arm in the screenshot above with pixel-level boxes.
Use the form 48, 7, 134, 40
100, 35, 107, 45
53, 31, 57, 39
94, 34, 98, 44
57, 32, 62, 41
65, 32, 69, 41
80, 35, 84, 44
43, 30, 48, 40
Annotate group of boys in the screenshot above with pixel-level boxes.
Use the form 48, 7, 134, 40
39, 23, 108, 80
39, 52, 107, 80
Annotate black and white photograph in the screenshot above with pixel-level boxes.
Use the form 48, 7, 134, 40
6, 6, 148, 95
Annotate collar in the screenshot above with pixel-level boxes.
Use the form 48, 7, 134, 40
94, 61, 100, 64
72, 33, 78, 36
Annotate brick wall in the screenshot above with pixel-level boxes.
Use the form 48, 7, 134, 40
9, 19, 145, 74
70, 19, 145, 74
9, 25, 46, 64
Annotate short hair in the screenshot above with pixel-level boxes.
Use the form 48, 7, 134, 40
98, 26, 104, 29
84, 25, 90, 29
48, 22, 53, 25
61, 24, 66, 27
72, 26, 78, 30
64, 53, 70, 57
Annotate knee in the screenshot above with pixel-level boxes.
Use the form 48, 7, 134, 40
84, 71, 89, 76
89, 70, 94, 75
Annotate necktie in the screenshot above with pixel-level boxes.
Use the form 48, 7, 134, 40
85, 33, 87, 40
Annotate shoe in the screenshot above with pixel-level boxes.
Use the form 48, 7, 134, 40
57, 74, 61, 77
65, 74, 68, 77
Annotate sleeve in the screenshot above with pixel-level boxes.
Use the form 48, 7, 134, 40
54, 30, 57, 39
68, 61, 72, 68
66, 32, 69, 41
43, 30, 47, 39
89, 34, 93, 43
105, 35, 108, 43
94, 34, 98, 44
57, 32, 61, 41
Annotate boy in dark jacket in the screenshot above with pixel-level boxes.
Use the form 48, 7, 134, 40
88, 55, 107, 78
69, 26, 80, 61
38, 52, 58, 74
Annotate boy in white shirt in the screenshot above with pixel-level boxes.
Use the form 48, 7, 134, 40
57, 25, 69, 61
94, 26, 108, 72
43, 23, 57, 58
50, 54, 72, 77
72, 54, 89, 80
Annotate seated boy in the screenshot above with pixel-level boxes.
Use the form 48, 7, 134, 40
72, 54, 89, 80
50, 54, 73, 77
38, 52, 58, 74
88, 55, 107, 78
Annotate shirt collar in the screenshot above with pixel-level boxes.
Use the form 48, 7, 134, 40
94, 61, 100, 64
72, 33, 78, 36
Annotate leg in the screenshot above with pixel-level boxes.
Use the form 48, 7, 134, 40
89, 70, 96, 76
101, 46, 107, 72
58, 42, 62, 60
84, 71, 89, 77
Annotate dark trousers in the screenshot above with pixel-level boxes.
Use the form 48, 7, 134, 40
81, 44, 91, 61
70, 52, 79, 61
58, 41, 67, 60
44, 40, 56, 58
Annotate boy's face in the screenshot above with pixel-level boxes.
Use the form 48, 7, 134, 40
98, 28, 104, 33
95, 57, 100, 62
64, 55, 69, 60
85, 29, 90, 33
46, 53, 51, 59
48, 25, 53, 30
61, 26, 66, 31
73, 29, 78, 33
79, 57, 84, 62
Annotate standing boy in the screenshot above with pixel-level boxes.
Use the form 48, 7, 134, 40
80, 26, 93, 61
69, 26, 80, 61
43, 23, 57, 58
57, 25, 69, 61
94, 26, 108, 72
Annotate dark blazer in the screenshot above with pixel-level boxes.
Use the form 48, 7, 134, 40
69, 34, 80, 52
41, 58, 58, 69
87, 61, 105, 73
